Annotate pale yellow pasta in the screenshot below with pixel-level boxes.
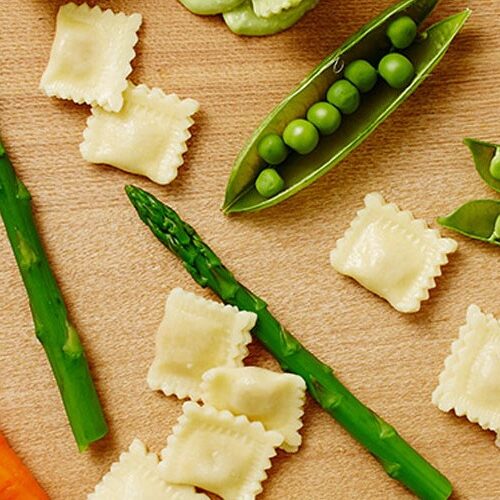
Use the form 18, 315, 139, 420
159, 402, 283, 499
330, 192, 457, 313
40, 3, 141, 112
147, 288, 256, 400
80, 83, 199, 185
433, 305, 500, 445
201, 366, 306, 452
252, 0, 304, 18
87, 438, 208, 499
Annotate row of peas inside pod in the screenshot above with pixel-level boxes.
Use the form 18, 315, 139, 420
255, 15, 418, 198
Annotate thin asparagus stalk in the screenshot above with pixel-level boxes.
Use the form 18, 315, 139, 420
126, 184, 452, 499
0, 139, 107, 451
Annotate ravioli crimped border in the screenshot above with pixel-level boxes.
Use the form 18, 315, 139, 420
159, 402, 283, 499
330, 192, 457, 312
40, 3, 142, 112
432, 304, 500, 435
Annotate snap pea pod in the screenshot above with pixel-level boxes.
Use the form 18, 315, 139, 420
223, 0, 317, 36
464, 138, 500, 193
438, 200, 500, 246
126, 184, 453, 500
178, 0, 244, 16
222, 1, 471, 214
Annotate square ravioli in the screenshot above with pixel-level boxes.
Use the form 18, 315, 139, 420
147, 288, 256, 400
40, 3, 141, 112
80, 83, 199, 184
201, 366, 306, 452
88, 438, 208, 500
330, 192, 457, 313
432, 305, 500, 444
159, 402, 283, 499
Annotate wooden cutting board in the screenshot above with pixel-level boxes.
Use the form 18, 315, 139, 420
0, 0, 498, 498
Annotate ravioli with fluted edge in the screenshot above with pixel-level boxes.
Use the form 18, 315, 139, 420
147, 288, 256, 400
87, 438, 208, 499
159, 402, 283, 499
433, 305, 500, 446
80, 83, 199, 185
40, 3, 141, 112
330, 192, 457, 313
201, 366, 306, 452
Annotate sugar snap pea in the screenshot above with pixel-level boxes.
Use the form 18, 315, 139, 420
178, 0, 245, 15
223, 0, 318, 36
438, 200, 500, 246
464, 138, 500, 193
222, 0, 471, 214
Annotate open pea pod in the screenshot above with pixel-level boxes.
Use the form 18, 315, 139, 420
222, 0, 471, 214
438, 200, 500, 246
464, 138, 500, 193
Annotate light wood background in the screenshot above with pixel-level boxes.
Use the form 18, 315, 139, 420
0, 0, 499, 498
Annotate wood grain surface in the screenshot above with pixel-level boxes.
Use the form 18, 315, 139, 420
0, 0, 498, 498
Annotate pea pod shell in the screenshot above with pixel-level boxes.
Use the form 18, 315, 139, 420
464, 138, 500, 193
223, 0, 318, 36
438, 200, 500, 246
178, 0, 245, 15
222, 1, 471, 214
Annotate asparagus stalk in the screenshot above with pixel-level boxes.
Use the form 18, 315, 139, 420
126, 184, 452, 499
0, 139, 107, 451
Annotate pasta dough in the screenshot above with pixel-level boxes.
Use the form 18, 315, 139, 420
80, 83, 199, 185
40, 3, 141, 112
87, 438, 208, 499
433, 305, 500, 445
252, 0, 304, 18
147, 288, 256, 400
159, 402, 283, 499
201, 366, 306, 452
330, 192, 457, 313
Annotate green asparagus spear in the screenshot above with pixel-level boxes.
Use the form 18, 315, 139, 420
0, 138, 107, 451
126, 184, 452, 499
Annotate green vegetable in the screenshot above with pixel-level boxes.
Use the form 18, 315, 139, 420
387, 15, 418, 49
257, 134, 288, 165
306, 102, 342, 135
464, 138, 500, 192
283, 119, 319, 154
378, 53, 415, 89
126, 185, 453, 500
326, 79, 360, 115
222, 1, 470, 214
223, 0, 318, 36
177, 0, 244, 15
255, 168, 285, 197
438, 200, 500, 246
344, 60, 378, 93
0, 139, 107, 451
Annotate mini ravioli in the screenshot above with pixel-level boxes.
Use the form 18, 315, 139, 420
252, 0, 304, 18
80, 83, 199, 185
87, 438, 208, 499
433, 305, 500, 445
201, 366, 306, 452
330, 192, 457, 313
40, 3, 142, 112
147, 288, 256, 400
159, 402, 283, 499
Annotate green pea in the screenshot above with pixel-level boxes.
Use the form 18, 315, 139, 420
255, 168, 285, 198
378, 53, 415, 89
306, 102, 342, 135
344, 60, 378, 93
489, 149, 500, 180
326, 80, 360, 115
257, 133, 288, 165
387, 16, 418, 49
283, 119, 320, 155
